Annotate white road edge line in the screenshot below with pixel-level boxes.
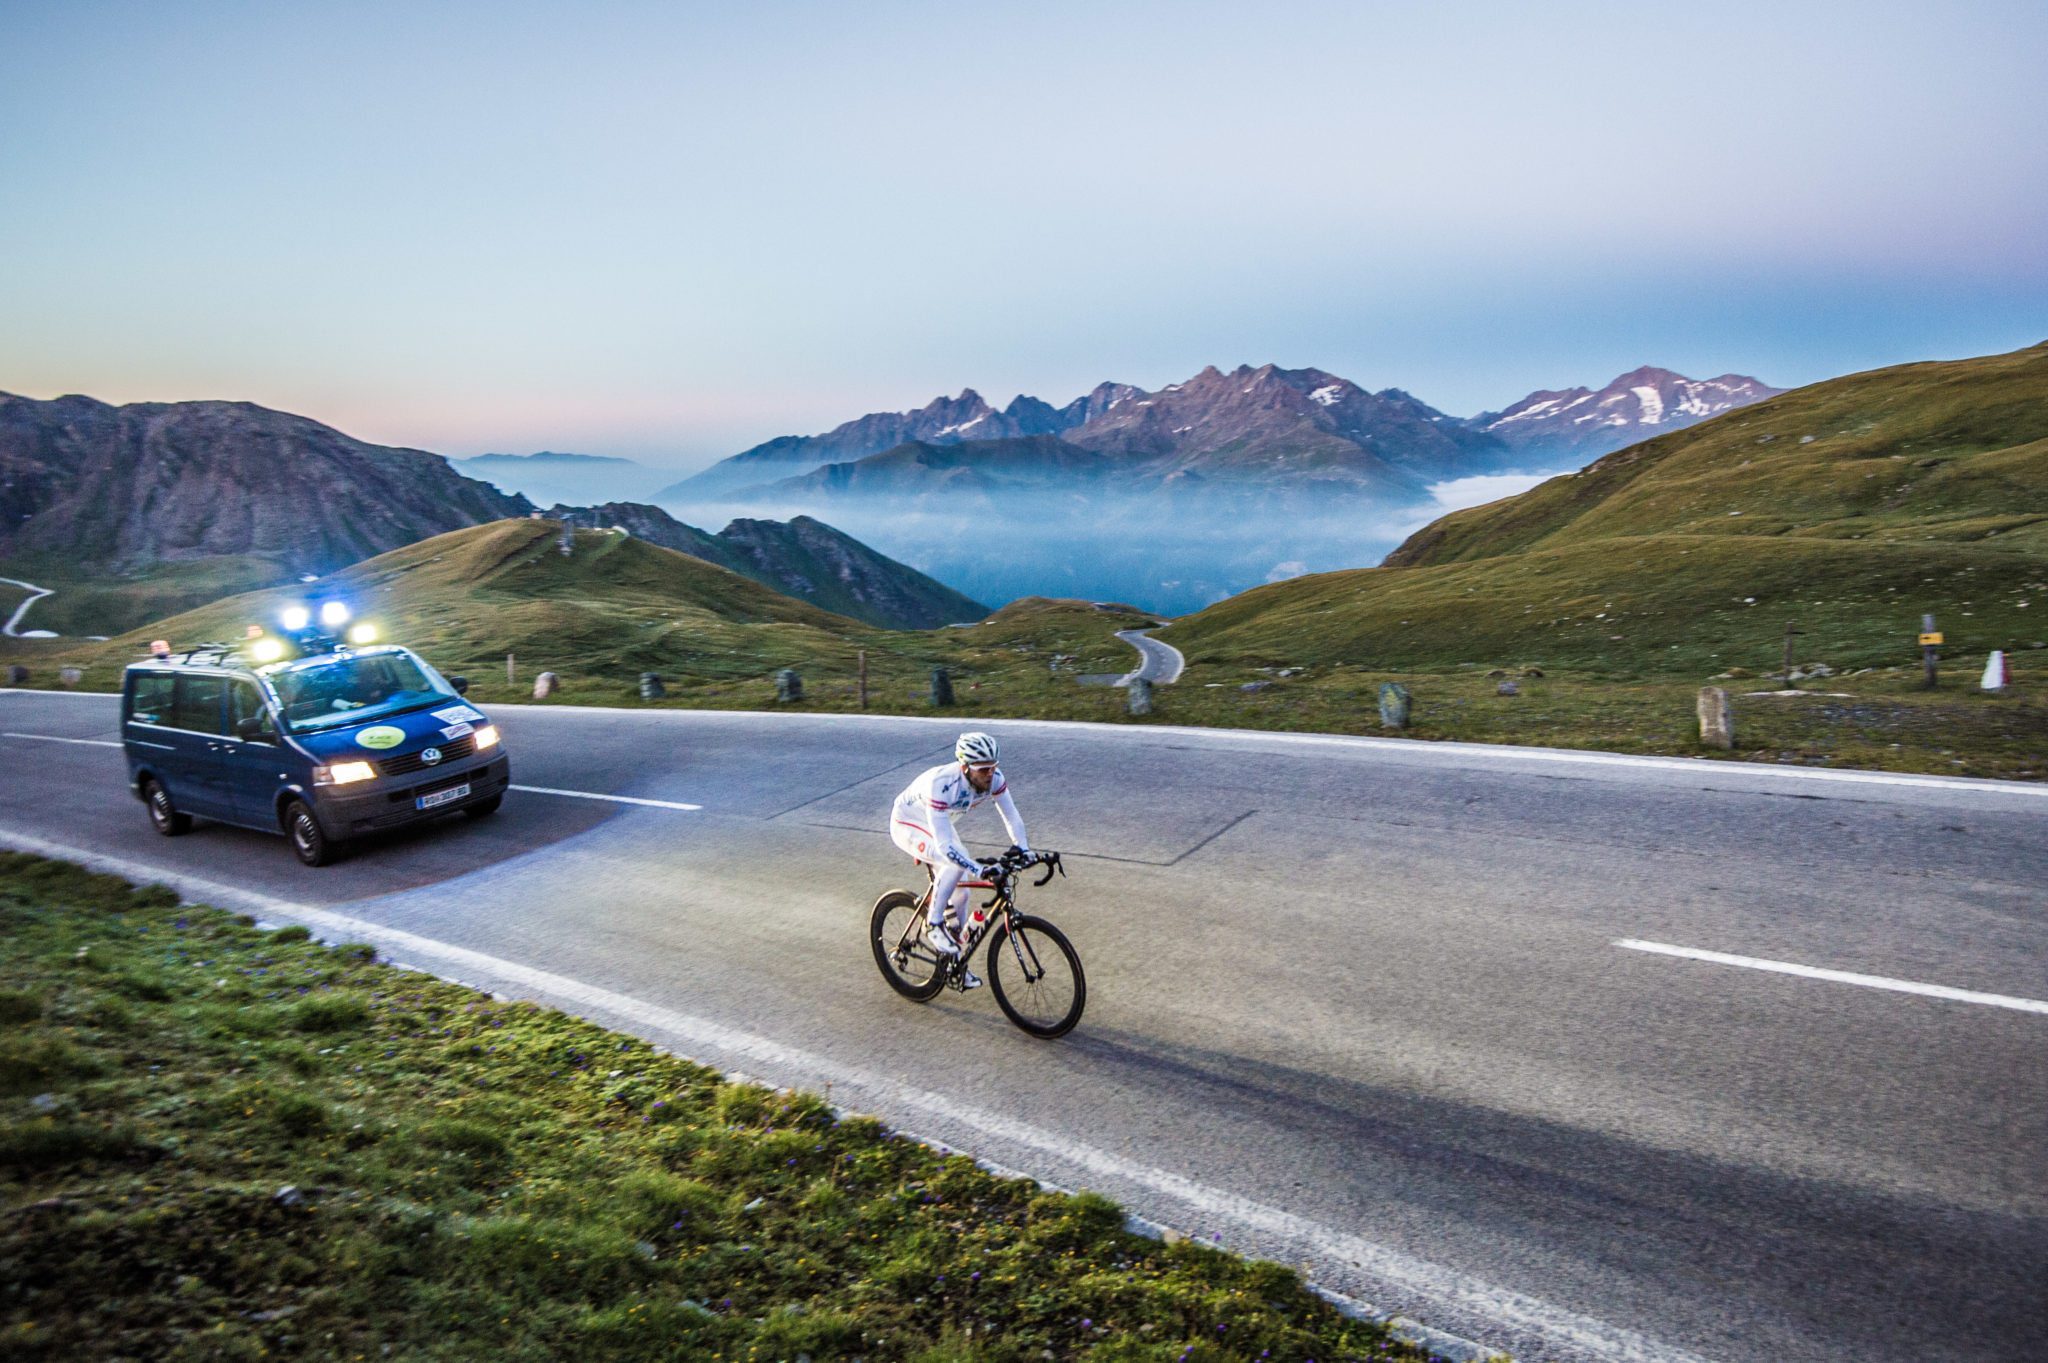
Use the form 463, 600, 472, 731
0, 825, 1701, 1363
1616, 939, 2048, 1015
7, 688, 2045, 800
462, 704, 2048, 799
509, 784, 701, 811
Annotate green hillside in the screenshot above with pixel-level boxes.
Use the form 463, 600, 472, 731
5, 522, 1159, 722
0, 555, 286, 638
95, 520, 874, 683
1164, 343, 2048, 676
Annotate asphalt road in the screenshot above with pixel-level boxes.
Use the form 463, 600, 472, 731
1115, 628, 1186, 684
3, 689, 2045, 1363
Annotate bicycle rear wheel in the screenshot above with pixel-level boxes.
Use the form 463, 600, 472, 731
986, 914, 1085, 1038
871, 890, 947, 1002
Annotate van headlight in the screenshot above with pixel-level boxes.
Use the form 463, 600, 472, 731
473, 724, 500, 751
313, 761, 376, 786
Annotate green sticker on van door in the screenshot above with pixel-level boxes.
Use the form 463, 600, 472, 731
356, 726, 406, 750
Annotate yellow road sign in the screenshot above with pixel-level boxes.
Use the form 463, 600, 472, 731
1919, 632, 1944, 645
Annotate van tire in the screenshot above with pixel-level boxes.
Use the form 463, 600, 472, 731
285, 800, 341, 867
144, 779, 192, 836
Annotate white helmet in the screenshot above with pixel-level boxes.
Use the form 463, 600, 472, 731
955, 731, 999, 765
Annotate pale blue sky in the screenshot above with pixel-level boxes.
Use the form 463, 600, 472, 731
3, 1, 2043, 470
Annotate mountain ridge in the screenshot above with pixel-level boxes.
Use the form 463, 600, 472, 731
0, 392, 986, 634
0, 391, 532, 575
657, 362, 1777, 506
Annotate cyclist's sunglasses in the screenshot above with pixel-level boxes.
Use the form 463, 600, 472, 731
964, 761, 997, 773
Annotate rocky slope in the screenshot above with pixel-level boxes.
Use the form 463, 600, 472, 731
756, 436, 1121, 501
713, 515, 987, 628
547, 502, 987, 629
662, 384, 1142, 499
1058, 364, 1503, 492
0, 392, 531, 575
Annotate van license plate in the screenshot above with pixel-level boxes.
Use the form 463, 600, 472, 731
417, 784, 470, 810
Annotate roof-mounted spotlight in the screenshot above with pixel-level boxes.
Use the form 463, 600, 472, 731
280, 605, 311, 632
320, 601, 351, 627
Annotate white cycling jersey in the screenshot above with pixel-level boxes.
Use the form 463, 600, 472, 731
890, 761, 1028, 873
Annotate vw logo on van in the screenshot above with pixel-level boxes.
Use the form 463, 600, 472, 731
421, 747, 443, 765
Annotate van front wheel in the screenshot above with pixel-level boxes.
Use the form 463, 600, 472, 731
285, 800, 341, 867
144, 779, 192, 836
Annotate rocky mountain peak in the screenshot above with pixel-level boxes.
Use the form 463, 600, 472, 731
0, 391, 530, 577
1474, 365, 1782, 462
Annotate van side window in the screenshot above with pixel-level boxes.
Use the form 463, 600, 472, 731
229, 680, 272, 740
171, 675, 226, 734
129, 674, 174, 726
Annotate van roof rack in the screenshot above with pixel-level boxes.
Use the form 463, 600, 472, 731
143, 642, 245, 668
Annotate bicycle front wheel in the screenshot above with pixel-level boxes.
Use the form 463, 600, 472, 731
871, 890, 947, 1002
986, 914, 1086, 1038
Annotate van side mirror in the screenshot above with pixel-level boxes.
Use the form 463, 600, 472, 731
449, 676, 470, 696
236, 715, 274, 742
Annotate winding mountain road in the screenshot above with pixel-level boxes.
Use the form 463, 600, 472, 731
1, 689, 2043, 1363
0, 576, 55, 637
1115, 627, 1185, 684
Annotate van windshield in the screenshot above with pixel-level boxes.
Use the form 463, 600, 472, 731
271, 652, 458, 733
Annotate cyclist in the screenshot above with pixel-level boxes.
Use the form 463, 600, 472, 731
890, 731, 1030, 989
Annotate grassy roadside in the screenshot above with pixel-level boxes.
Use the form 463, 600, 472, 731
0, 853, 1439, 1363
4, 592, 2041, 779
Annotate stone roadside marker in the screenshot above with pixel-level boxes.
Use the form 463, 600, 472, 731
1698, 686, 1735, 749
1378, 682, 1410, 729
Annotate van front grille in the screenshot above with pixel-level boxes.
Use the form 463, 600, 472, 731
376, 734, 477, 777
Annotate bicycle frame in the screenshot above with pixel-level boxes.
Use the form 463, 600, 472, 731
896, 870, 1051, 986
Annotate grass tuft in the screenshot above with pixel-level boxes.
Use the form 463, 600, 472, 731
0, 988, 44, 1025
291, 990, 372, 1032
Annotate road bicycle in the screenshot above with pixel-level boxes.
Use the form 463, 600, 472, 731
870, 847, 1085, 1038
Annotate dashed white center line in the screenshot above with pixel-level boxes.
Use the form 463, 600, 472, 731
2, 732, 119, 747
1616, 939, 2048, 1015
0, 733, 698, 811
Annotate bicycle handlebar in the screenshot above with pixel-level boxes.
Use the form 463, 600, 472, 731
985, 847, 1064, 887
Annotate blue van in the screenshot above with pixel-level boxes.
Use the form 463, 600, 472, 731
122, 641, 511, 865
